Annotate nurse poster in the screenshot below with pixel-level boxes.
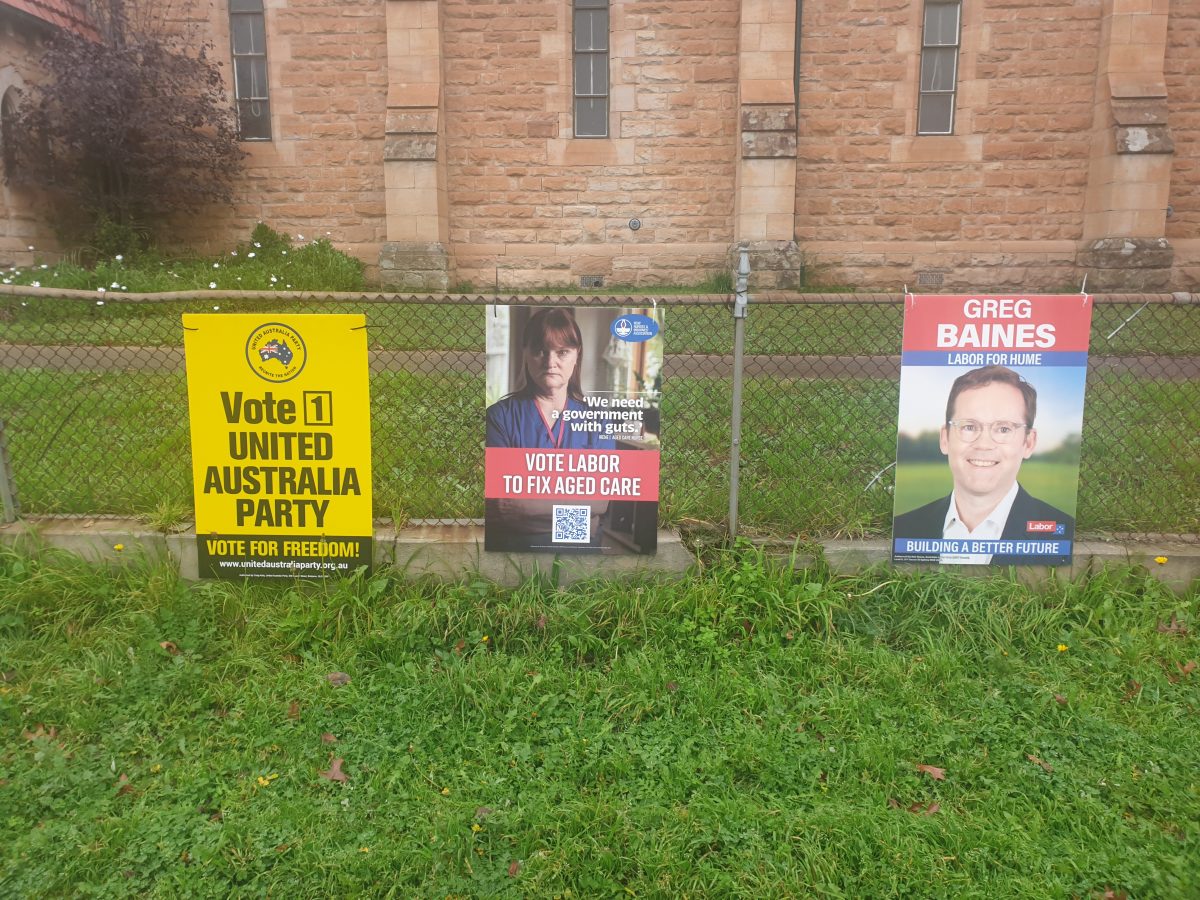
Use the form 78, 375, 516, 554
892, 294, 1092, 566
484, 306, 663, 554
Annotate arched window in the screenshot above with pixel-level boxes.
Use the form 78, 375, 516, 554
1, 88, 18, 180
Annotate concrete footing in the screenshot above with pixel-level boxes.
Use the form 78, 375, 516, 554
0, 517, 1195, 593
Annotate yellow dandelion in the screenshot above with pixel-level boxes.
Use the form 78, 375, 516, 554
1057, 643, 1069, 653
359, 846, 370, 853
471, 823, 482, 833
1154, 556, 1168, 565
113, 543, 125, 552
440, 787, 450, 796
257, 776, 270, 787
150, 764, 162, 774
481, 635, 490, 643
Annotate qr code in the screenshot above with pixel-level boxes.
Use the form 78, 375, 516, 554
552, 505, 591, 543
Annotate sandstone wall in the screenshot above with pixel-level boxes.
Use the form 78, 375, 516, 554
441, 0, 740, 288
1165, 4, 1198, 289
7, 0, 1195, 292
0, 14, 59, 268
173, 0, 389, 269
795, 0, 1100, 291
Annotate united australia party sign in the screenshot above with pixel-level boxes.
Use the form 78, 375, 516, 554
892, 294, 1093, 566
184, 315, 373, 578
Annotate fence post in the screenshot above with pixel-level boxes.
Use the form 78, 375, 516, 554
728, 245, 750, 539
0, 419, 18, 524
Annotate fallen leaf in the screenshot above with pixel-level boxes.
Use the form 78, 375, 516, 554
326, 672, 351, 687
116, 773, 134, 796
1178, 660, 1197, 677
536, 615, 547, 630
287, 701, 300, 720
508, 859, 521, 878
319, 756, 349, 783
1121, 680, 1142, 703
1027, 754, 1054, 774
666, 681, 679, 693
22, 724, 57, 741
1094, 889, 1129, 900
887, 797, 902, 809
320, 732, 337, 744
453, 639, 465, 656
159, 641, 179, 655
916, 763, 946, 781
1054, 693, 1068, 707
474, 806, 494, 819
1156, 615, 1188, 636
906, 801, 940, 815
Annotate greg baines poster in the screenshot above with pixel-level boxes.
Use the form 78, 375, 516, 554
892, 293, 1093, 566
484, 306, 663, 554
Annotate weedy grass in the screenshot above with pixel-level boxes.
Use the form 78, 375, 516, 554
0, 547, 1196, 897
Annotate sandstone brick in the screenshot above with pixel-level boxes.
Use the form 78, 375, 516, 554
384, 135, 439, 161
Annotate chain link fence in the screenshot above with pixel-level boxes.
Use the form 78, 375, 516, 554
1, 288, 1197, 537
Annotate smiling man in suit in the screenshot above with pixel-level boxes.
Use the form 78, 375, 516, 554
893, 365, 1074, 565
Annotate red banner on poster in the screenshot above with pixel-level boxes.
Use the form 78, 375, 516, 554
485, 448, 660, 501
903, 294, 1092, 354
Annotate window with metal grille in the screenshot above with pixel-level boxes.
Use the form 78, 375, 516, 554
917, 1, 961, 135
573, 0, 609, 138
230, 0, 271, 140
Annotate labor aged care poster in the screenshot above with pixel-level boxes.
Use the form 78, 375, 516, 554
184, 314, 373, 578
484, 306, 663, 554
891, 294, 1092, 567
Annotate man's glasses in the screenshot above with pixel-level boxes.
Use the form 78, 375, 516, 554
946, 419, 1030, 443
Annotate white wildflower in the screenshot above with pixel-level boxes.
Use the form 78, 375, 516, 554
247, 252, 256, 258
208, 281, 217, 289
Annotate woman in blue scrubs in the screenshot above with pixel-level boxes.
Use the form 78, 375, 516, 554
486, 307, 616, 450
485, 307, 614, 550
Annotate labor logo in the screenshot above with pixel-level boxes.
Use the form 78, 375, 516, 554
245, 322, 307, 383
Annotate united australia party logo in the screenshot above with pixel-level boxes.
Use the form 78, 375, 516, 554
246, 322, 307, 383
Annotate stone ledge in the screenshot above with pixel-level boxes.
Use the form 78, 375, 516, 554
2, 519, 1194, 593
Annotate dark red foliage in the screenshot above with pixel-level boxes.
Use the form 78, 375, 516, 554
9, 1, 243, 244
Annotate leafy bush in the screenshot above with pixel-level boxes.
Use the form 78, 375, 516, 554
9, 1, 243, 252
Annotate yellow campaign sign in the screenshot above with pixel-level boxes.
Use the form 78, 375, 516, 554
183, 314, 373, 578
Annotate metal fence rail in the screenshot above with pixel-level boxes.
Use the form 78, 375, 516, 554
1, 287, 1197, 538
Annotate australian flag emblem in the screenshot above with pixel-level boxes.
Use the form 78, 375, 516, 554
259, 340, 293, 365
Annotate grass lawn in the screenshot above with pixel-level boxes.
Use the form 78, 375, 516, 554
0, 548, 1196, 896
